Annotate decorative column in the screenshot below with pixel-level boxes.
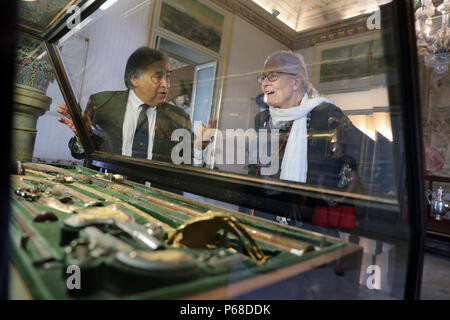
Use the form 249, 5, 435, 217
12, 35, 54, 162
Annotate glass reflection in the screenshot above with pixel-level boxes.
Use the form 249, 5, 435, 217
20, 0, 420, 300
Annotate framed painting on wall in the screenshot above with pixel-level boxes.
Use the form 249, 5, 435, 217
312, 31, 387, 94
158, 0, 226, 54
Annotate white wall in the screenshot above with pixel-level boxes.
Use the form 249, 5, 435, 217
75, 0, 151, 108
33, 79, 78, 163
219, 16, 289, 131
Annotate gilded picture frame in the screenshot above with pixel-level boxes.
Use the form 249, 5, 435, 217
312, 31, 387, 94
159, 0, 226, 54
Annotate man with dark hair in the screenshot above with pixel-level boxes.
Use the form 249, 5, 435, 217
57, 47, 192, 162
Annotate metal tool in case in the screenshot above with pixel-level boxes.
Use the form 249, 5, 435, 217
64, 203, 164, 250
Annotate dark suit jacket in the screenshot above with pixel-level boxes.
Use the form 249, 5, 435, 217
69, 90, 192, 162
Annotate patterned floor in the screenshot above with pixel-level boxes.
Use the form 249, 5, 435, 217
420, 252, 450, 300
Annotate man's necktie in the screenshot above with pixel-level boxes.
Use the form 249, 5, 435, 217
132, 104, 149, 158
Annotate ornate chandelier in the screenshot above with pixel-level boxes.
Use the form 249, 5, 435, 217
415, 0, 450, 75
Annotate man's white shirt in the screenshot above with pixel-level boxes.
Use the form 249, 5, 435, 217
121, 89, 157, 160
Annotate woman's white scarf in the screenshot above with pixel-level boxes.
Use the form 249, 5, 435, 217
269, 94, 334, 183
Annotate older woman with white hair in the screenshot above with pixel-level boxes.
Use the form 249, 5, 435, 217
248, 50, 365, 230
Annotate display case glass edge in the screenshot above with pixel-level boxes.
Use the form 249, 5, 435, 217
388, 0, 426, 300
43, 0, 108, 43
181, 242, 362, 299
16, 24, 42, 41
44, 41, 95, 155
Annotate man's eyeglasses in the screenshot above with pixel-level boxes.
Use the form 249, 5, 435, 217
257, 71, 297, 84
151, 71, 171, 84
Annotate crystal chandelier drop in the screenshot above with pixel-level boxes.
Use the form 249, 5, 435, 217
415, 0, 450, 75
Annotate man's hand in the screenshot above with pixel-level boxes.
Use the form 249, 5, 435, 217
194, 118, 217, 150
57, 102, 95, 136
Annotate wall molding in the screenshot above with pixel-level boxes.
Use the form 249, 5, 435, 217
213, 0, 295, 48
293, 13, 372, 49
213, 0, 373, 50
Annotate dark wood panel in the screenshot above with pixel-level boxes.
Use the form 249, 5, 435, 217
426, 218, 450, 237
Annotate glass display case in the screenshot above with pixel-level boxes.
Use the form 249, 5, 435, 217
8, 0, 426, 300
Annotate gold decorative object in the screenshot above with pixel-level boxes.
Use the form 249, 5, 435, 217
167, 211, 268, 265
63, 203, 133, 226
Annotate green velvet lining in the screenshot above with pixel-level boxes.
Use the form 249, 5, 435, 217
9, 164, 348, 299
132, 184, 209, 213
